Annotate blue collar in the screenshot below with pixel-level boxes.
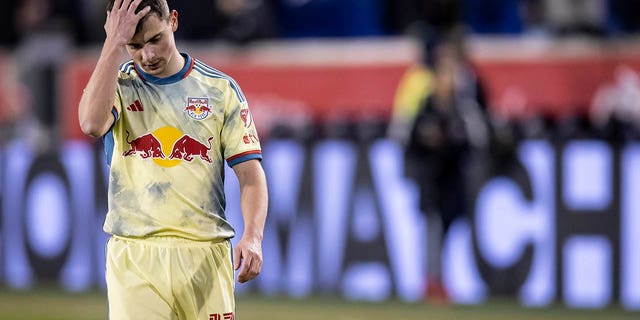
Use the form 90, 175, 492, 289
134, 53, 193, 85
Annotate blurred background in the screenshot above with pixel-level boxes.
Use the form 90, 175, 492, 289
1, 0, 640, 318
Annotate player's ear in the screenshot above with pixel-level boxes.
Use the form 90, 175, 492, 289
170, 10, 178, 32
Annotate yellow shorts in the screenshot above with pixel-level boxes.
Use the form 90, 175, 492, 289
105, 236, 235, 320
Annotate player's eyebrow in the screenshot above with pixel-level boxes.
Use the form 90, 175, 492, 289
144, 32, 162, 43
127, 32, 162, 47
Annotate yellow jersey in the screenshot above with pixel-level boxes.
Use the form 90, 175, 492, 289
102, 53, 261, 241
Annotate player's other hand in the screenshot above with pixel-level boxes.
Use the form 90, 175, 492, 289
104, 0, 150, 47
233, 235, 263, 283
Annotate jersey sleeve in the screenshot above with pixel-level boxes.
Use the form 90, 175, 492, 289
102, 74, 127, 166
113, 74, 125, 120
220, 81, 262, 167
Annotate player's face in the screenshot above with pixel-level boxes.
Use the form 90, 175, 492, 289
126, 10, 180, 78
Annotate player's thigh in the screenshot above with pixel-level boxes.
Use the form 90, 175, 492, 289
173, 241, 235, 319
106, 237, 178, 320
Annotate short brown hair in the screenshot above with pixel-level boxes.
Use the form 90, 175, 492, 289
106, 0, 171, 32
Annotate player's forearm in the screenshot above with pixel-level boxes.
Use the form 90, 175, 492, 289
236, 162, 268, 240
240, 180, 268, 240
78, 43, 123, 137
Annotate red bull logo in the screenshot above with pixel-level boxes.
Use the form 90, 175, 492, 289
184, 97, 212, 121
168, 135, 213, 163
123, 131, 164, 159
122, 126, 213, 167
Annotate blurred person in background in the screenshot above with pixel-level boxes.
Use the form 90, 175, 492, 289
387, 0, 463, 145
77, 0, 268, 318
590, 65, 640, 141
389, 1, 487, 301
0, 1, 19, 140
170, 0, 277, 44
0, 65, 25, 146
404, 36, 490, 302
543, 0, 607, 36
212, 0, 277, 43
13, 0, 85, 152
519, 0, 553, 38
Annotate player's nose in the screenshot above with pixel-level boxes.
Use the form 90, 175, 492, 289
140, 47, 156, 63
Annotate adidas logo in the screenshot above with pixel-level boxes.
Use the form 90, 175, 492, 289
127, 100, 144, 112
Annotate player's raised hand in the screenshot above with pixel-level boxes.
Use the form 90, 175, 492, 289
104, 0, 151, 48
233, 236, 263, 283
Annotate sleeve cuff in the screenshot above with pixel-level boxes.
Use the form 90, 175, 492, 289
227, 150, 262, 167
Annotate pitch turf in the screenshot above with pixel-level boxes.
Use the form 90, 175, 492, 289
0, 289, 637, 320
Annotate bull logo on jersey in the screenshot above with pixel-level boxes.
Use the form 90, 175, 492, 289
184, 97, 212, 120
122, 131, 165, 159
168, 135, 213, 163
240, 108, 252, 128
122, 127, 213, 167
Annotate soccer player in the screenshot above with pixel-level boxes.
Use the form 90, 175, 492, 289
77, 0, 268, 318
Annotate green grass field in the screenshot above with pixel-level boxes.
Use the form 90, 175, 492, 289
0, 289, 637, 320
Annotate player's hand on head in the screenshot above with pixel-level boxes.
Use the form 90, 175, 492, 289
233, 236, 263, 283
104, 0, 151, 47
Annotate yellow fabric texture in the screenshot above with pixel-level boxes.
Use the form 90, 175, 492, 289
106, 236, 235, 320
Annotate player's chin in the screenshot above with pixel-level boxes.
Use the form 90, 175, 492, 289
141, 61, 165, 75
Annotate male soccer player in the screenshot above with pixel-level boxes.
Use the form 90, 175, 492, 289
77, 0, 268, 318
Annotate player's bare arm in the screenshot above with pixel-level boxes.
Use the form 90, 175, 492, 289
232, 159, 268, 283
78, 0, 150, 137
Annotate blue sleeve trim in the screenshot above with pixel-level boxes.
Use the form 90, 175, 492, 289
227, 153, 262, 167
101, 108, 118, 167
102, 130, 114, 167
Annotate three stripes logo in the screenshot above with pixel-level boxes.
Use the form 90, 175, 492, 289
127, 100, 144, 112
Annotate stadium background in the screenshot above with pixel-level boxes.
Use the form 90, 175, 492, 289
1, 0, 640, 318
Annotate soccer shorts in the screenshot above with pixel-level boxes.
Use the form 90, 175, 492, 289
106, 235, 235, 320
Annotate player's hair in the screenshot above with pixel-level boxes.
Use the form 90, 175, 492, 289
106, 0, 171, 33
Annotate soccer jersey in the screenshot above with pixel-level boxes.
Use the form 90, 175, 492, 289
102, 53, 261, 241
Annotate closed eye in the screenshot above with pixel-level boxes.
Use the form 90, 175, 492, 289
127, 43, 143, 50
149, 35, 161, 44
